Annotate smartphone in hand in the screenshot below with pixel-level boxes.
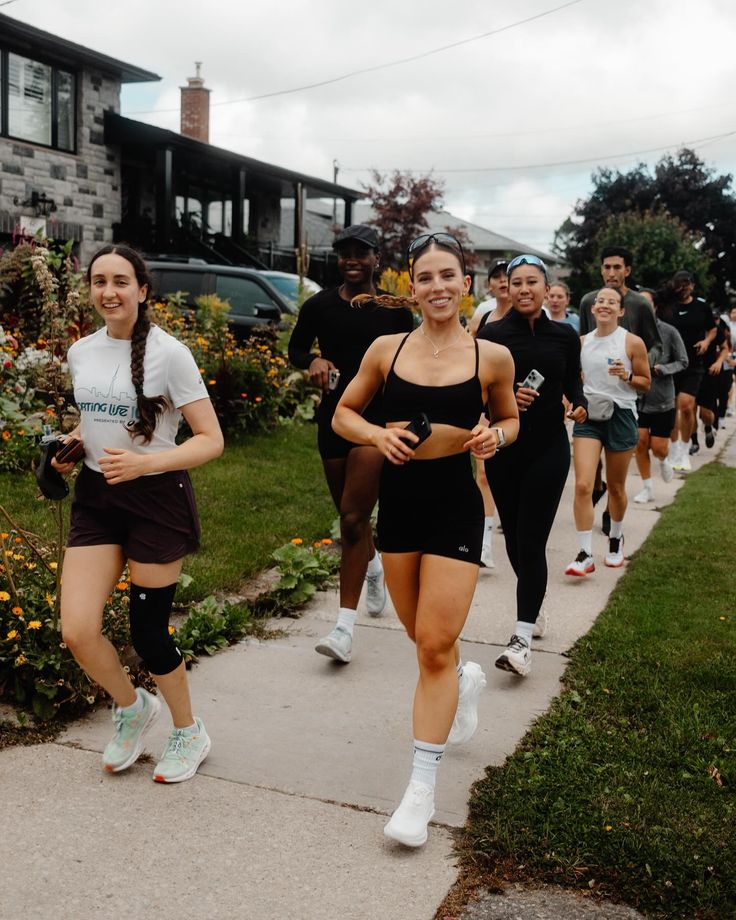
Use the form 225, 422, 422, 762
55, 437, 85, 464
520, 369, 545, 391
400, 412, 432, 448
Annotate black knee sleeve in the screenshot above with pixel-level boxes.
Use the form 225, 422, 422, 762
129, 583, 182, 676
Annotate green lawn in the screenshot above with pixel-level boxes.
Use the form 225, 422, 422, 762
0, 422, 335, 603
461, 462, 736, 919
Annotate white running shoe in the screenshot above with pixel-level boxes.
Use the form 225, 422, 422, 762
315, 626, 352, 663
480, 542, 495, 569
679, 450, 692, 472
532, 601, 548, 639
671, 442, 684, 471
494, 635, 531, 677
634, 486, 653, 503
384, 781, 435, 847
565, 550, 595, 577
449, 662, 486, 744
605, 535, 625, 568
365, 561, 387, 617
659, 457, 674, 483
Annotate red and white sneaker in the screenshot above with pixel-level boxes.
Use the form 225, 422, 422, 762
565, 550, 595, 577
605, 536, 625, 568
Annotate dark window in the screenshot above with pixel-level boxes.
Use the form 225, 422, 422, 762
1, 50, 76, 151
152, 270, 206, 307
215, 275, 278, 317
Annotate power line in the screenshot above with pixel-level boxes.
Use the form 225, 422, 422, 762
339, 129, 736, 174
122, 0, 589, 115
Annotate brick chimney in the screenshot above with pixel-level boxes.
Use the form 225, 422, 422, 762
180, 63, 210, 143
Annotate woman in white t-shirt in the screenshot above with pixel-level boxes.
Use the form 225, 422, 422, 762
565, 287, 650, 575
52, 244, 224, 784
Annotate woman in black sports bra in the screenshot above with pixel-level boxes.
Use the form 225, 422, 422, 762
332, 234, 518, 849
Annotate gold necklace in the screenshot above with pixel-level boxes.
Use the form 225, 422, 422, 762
419, 324, 464, 358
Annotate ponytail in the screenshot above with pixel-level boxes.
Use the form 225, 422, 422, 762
351, 293, 417, 309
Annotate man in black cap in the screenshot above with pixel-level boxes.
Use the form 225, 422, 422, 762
288, 224, 413, 663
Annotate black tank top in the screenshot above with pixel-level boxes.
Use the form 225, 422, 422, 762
383, 333, 485, 429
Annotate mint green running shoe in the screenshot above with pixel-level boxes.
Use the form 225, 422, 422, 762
103, 688, 161, 773
153, 717, 211, 784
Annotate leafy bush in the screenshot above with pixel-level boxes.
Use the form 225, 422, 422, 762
270, 538, 339, 607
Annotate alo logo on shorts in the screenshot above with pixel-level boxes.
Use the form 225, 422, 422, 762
458, 545, 469, 553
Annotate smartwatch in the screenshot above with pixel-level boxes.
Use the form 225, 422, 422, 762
493, 427, 506, 449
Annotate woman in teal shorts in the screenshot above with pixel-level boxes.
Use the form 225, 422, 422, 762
566, 287, 651, 575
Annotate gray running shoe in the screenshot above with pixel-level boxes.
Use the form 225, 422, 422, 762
495, 635, 531, 677
315, 625, 352, 663
365, 561, 387, 617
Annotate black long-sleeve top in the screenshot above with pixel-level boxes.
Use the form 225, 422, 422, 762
477, 308, 586, 443
288, 286, 413, 421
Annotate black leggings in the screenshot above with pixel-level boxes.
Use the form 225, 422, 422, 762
485, 427, 570, 624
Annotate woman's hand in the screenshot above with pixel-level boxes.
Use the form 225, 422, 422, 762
50, 433, 84, 476
607, 359, 629, 380
567, 405, 588, 423
463, 424, 500, 460
376, 427, 418, 465
308, 357, 337, 392
99, 448, 151, 484
515, 385, 539, 412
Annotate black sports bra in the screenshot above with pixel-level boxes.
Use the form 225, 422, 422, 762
383, 332, 485, 430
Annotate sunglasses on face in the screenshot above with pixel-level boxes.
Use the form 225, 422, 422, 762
507, 254, 549, 280
407, 233, 466, 274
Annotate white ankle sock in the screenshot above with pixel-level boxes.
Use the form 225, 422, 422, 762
642, 478, 652, 491
411, 740, 444, 789
515, 621, 534, 644
336, 608, 357, 635
576, 529, 593, 555
610, 519, 623, 539
365, 552, 383, 576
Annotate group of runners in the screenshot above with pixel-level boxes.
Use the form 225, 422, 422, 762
48, 231, 732, 851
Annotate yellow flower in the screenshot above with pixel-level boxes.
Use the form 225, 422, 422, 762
15, 654, 27, 665
0, 591, 10, 601
291, 538, 303, 545
46, 594, 55, 607
11, 606, 23, 615
208, 379, 216, 386
6, 629, 18, 640
168, 625, 176, 635
116, 581, 129, 591
27, 620, 42, 630
49, 561, 58, 570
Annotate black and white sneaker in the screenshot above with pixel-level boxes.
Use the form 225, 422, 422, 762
494, 634, 531, 677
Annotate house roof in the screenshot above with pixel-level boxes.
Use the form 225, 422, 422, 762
0, 12, 160, 83
106, 112, 364, 201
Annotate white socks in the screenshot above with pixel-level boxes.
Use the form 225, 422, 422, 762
576, 529, 593, 555
610, 519, 623, 539
641, 478, 652, 491
411, 740, 444, 789
365, 552, 383, 577
515, 620, 534, 644
336, 607, 357, 636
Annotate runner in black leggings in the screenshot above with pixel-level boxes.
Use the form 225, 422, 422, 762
288, 225, 413, 663
477, 255, 587, 677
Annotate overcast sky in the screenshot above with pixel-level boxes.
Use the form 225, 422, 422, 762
8, 0, 736, 253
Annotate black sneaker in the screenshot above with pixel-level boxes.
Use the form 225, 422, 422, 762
601, 509, 611, 537
689, 442, 700, 455
705, 426, 715, 448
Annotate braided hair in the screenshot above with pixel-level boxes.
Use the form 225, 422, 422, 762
86, 244, 168, 443
351, 292, 417, 309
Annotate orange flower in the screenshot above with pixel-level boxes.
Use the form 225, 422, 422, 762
115, 581, 129, 591
208, 379, 216, 386
1, 431, 10, 441
15, 654, 27, 665
290, 538, 303, 545
321, 538, 333, 545
11, 606, 23, 616
14, 537, 22, 544
255, 396, 263, 403
0, 533, 8, 540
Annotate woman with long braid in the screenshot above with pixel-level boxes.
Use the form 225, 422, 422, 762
52, 244, 223, 783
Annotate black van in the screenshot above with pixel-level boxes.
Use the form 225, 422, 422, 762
147, 260, 295, 340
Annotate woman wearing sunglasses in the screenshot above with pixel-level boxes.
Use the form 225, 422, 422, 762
477, 255, 587, 677
332, 233, 518, 848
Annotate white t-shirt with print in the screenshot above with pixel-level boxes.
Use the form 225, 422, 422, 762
67, 325, 209, 473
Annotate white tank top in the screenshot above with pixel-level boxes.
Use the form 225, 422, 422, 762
581, 325, 637, 412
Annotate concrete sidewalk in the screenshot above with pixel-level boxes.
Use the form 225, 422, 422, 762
0, 429, 728, 920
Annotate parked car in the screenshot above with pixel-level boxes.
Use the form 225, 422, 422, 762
147, 260, 296, 340
257, 271, 322, 309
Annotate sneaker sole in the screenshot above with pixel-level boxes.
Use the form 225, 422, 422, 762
604, 558, 625, 568
103, 693, 162, 774
448, 667, 487, 744
494, 655, 531, 677
383, 811, 434, 847
314, 641, 351, 663
564, 566, 595, 577
153, 734, 212, 784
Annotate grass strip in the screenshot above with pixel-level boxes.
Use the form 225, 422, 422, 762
462, 462, 736, 919
0, 422, 335, 602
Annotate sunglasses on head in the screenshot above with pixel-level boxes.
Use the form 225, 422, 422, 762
407, 233, 466, 274
507, 254, 548, 280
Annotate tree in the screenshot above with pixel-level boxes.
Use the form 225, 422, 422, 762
555, 148, 736, 307
362, 170, 445, 269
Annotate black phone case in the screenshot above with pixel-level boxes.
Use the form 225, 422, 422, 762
401, 412, 432, 447
55, 438, 84, 464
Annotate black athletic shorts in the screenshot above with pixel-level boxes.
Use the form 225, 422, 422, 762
674, 364, 704, 397
696, 371, 719, 413
68, 465, 201, 563
377, 452, 484, 564
317, 393, 384, 460
637, 407, 676, 439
